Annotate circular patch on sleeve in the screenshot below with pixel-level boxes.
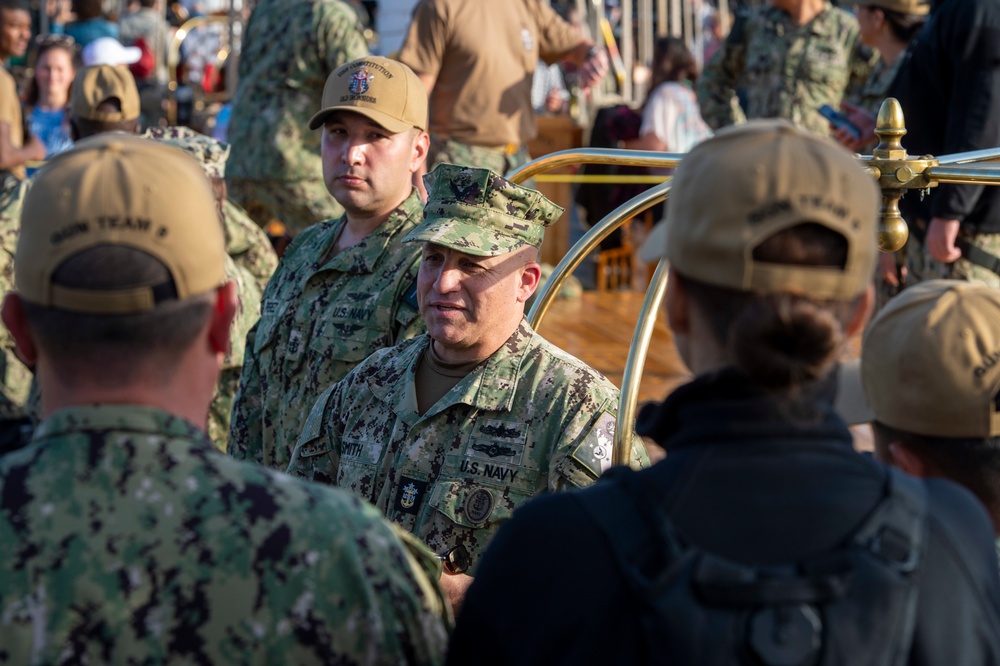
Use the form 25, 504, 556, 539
464, 487, 495, 525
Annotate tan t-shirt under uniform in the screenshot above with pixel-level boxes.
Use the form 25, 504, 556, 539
0, 68, 25, 181
397, 0, 580, 147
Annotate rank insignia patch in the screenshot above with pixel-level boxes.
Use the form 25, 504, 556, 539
395, 476, 428, 515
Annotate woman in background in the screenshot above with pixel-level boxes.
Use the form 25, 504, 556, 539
633, 36, 711, 153
24, 36, 76, 159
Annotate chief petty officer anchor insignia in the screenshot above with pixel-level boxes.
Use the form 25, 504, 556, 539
395, 476, 429, 515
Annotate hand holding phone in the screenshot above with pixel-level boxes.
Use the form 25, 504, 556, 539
818, 104, 861, 140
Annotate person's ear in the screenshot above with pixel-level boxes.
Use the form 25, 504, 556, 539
845, 284, 875, 339
411, 130, 431, 172
207, 281, 238, 356
888, 442, 930, 477
1, 293, 37, 366
517, 262, 542, 303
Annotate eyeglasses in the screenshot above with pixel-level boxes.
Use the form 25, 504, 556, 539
438, 544, 471, 575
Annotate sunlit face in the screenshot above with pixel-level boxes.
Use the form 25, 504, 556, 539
35, 47, 75, 104
417, 244, 540, 363
320, 111, 428, 219
0, 8, 31, 60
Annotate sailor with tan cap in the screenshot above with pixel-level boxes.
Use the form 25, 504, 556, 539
0, 63, 144, 452
0, 134, 449, 662
229, 56, 431, 470
449, 120, 1000, 663
862, 279, 1000, 559
287, 162, 648, 615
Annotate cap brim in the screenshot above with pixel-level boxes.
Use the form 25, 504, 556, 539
121, 46, 142, 64
308, 105, 414, 133
834, 358, 873, 425
639, 219, 669, 263
403, 219, 527, 257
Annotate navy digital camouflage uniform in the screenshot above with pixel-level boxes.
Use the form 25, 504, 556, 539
288, 321, 649, 574
285, 165, 650, 572
697, 2, 876, 136
0, 182, 32, 442
228, 190, 425, 470
226, 0, 369, 234
0, 404, 449, 664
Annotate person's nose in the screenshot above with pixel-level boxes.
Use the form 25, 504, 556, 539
434, 264, 462, 294
340, 138, 365, 165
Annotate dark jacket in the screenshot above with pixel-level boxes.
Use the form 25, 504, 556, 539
449, 370, 1000, 665
893, 0, 1000, 233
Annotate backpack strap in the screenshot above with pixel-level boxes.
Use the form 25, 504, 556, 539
850, 467, 928, 666
575, 468, 682, 598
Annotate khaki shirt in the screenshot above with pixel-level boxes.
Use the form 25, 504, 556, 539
0, 68, 25, 181
288, 320, 651, 574
397, 0, 581, 146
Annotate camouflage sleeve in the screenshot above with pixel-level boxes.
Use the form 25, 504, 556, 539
315, 0, 369, 75
696, 10, 750, 130
844, 31, 878, 104
227, 320, 263, 462
389, 523, 454, 628
286, 382, 343, 484
550, 398, 651, 490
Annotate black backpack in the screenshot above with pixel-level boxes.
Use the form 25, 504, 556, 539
577, 466, 927, 665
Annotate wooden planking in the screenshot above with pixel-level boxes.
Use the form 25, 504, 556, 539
533, 291, 692, 404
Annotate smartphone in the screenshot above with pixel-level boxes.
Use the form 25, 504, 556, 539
818, 104, 861, 140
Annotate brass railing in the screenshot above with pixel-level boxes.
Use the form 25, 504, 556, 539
509, 99, 1000, 466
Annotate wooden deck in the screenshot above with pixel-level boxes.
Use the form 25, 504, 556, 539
534, 289, 873, 453
532, 290, 691, 405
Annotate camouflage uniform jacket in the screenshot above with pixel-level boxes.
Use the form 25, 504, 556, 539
0, 404, 449, 664
223, 197, 279, 292
229, 189, 425, 470
851, 55, 905, 152
226, 0, 368, 183
287, 320, 651, 574
697, 2, 876, 135
0, 182, 33, 420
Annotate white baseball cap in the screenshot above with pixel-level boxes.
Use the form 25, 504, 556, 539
81, 37, 142, 67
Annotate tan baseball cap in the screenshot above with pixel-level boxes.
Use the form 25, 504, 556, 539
16, 134, 227, 314
861, 280, 1000, 438
404, 164, 563, 256
308, 56, 428, 132
640, 120, 880, 300
70, 64, 141, 122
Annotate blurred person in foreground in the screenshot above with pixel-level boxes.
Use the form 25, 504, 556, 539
860, 279, 1000, 563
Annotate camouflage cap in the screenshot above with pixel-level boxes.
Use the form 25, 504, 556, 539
404, 164, 563, 257
141, 126, 231, 179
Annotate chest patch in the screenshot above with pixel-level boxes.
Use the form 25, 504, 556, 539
395, 476, 428, 515
464, 487, 495, 525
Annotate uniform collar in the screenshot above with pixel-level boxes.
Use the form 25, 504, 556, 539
34, 404, 210, 444
318, 188, 423, 274
369, 319, 537, 422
